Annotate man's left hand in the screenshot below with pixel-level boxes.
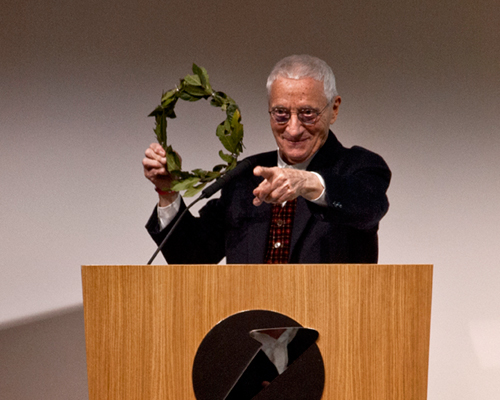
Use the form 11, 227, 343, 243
252, 166, 324, 206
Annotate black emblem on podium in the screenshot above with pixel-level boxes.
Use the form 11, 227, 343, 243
192, 310, 325, 399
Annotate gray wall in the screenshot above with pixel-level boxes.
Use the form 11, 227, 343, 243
0, 307, 88, 399
1, 0, 499, 398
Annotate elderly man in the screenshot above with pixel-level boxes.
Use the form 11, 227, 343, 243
143, 55, 391, 264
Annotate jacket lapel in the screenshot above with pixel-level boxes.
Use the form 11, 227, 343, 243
243, 151, 277, 264
246, 203, 272, 263
289, 197, 311, 261
288, 132, 342, 261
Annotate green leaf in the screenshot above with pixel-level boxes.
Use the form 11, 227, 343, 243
170, 170, 192, 180
166, 147, 182, 172
183, 74, 202, 87
216, 122, 226, 139
204, 171, 221, 180
183, 182, 207, 197
214, 91, 227, 100
148, 105, 163, 118
170, 176, 201, 191
217, 120, 242, 154
211, 97, 225, 108
218, 150, 234, 163
178, 91, 197, 101
192, 64, 210, 90
230, 110, 244, 155
154, 111, 167, 149
225, 103, 239, 121
212, 164, 226, 172
227, 157, 237, 170
183, 84, 210, 97
161, 89, 179, 108
165, 108, 177, 119
191, 169, 209, 179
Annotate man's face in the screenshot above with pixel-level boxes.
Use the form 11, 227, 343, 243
269, 77, 341, 165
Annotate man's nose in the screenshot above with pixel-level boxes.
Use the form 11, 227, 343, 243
286, 113, 303, 136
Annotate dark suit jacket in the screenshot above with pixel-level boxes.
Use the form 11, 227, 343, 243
146, 131, 391, 264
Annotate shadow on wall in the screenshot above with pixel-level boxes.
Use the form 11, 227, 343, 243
0, 307, 88, 400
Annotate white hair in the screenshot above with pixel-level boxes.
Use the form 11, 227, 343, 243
266, 55, 338, 102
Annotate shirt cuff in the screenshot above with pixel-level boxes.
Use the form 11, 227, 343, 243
157, 195, 182, 230
309, 172, 327, 206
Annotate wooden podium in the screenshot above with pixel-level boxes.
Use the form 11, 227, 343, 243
82, 264, 433, 400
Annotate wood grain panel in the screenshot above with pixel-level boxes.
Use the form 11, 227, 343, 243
82, 264, 432, 399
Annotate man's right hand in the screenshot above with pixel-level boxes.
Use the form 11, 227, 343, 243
142, 143, 179, 206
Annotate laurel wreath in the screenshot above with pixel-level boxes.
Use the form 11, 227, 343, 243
149, 64, 244, 197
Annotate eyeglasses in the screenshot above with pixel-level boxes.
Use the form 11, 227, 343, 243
269, 103, 330, 125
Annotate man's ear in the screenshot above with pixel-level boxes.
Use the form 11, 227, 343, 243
329, 96, 341, 124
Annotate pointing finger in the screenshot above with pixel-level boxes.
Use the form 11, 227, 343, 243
253, 166, 275, 180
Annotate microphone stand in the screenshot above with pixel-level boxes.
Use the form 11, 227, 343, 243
146, 193, 206, 265
145, 158, 254, 265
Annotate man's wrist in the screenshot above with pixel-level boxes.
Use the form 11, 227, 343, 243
157, 195, 182, 230
155, 187, 176, 196
307, 172, 327, 205
155, 187, 179, 207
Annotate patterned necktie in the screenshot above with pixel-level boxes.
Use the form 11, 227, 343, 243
264, 199, 297, 264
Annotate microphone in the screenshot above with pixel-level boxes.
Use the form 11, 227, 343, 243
200, 157, 255, 199
146, 157, 255, 264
